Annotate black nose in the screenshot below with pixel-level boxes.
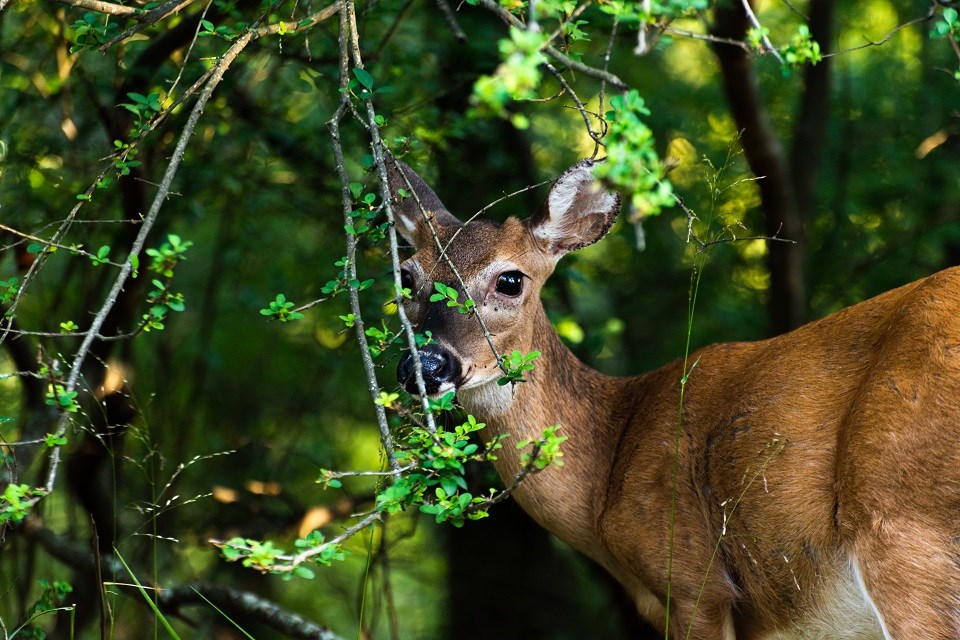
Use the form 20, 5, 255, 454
397, 343, 461, 395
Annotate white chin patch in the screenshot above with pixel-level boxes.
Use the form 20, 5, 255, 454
457, 379, 516, 416
434, 381, 457, 397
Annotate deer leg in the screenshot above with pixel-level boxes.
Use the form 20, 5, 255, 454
852, 521, 960, 640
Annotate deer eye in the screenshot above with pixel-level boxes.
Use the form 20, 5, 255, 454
400, 268, 414, 292
495, 271, 524, 297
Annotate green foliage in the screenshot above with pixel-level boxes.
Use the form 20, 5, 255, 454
294, 531, 347, 567
111, 140, 142, 177
497, 350, 541, 385
377, 414, 499, 527
119, 92, 163, 138
321, 256, 376, 297
89, 245, 111, 266
342, 68, 394, 101
198, 18, 249, 41
471, 27, 548, 127
140, 305, 168, 332
44, 385, 79, 413
374, 391, 401, 408
43, 433, 68, 448
517, 425, 567, 470
599, 0, 707, 24
415, 330, 434, 348
932, 8, 959, 40
147, 279, 186, 313
0, 484, 45, 525
69, 12, 121, 52
146, 234, 192, 278
779, 25, 823, 71
57, 320, 78, 333
0, 276, 19, 303
365, 321, 399, 356
428, 390, 456, 412
259, 294, 304, 322
429, 282, 475, 314
219, 533, 347, 578
746, 26, 770, 52
221, 537, 283, 571
594, 90, 674, 218
15, 579, 74, 640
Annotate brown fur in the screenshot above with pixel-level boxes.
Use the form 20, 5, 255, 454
387, 157, 960, 639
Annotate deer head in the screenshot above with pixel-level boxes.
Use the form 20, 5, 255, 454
389, 158, 621, 408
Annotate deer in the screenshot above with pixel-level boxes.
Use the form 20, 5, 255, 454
387, 156, 960, 640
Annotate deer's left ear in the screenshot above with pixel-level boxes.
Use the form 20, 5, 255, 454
385, 155, 461, 248
526, 159, 621, 259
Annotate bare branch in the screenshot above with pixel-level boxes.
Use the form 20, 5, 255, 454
635, 0, 654, 55
327, 0, 402, 465
543, 61, 604, 150
738, 0, 785, 64
56, 0, 137, 16
255, 2, 340, 37
824, 7, 935, 58
100, 0, 199, 49
434, 0, 466, 42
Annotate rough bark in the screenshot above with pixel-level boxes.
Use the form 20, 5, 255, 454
790, 0, 834, 227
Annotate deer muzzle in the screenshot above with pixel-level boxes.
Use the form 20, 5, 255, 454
397, 343, 462, 396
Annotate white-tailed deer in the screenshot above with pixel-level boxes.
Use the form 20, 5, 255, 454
388, 157, 960, 640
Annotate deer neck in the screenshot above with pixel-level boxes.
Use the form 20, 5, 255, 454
457, 312, 627, 559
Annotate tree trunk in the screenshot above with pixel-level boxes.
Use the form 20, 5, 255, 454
712, 3, 807, 335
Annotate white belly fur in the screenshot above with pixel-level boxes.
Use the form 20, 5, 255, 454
756, 560, 887, 640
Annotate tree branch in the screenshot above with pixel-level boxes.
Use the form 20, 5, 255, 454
56, 0, 137, 16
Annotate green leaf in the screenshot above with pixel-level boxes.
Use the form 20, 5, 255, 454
352, 67, 374, 90
293, 566, 315, 580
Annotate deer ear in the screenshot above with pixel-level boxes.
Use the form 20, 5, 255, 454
527, 159, 621, 258
385, 157, 461, 248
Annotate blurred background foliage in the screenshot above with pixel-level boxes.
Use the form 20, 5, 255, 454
0, 0, 958, 638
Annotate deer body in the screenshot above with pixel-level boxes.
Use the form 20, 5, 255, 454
388, 157, 960, 639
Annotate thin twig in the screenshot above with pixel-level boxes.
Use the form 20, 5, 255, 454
0, 223, 124, 269
56, 0, 137, 16
256, 2, 340, 37
662, 25, 752, 52
543, 0, 592, 47
823, 8, 935, 58
738, 0, 785, 64
543, 61, 604, 148
167, 0, 215, 97
100, 0, 199, 50
282, 511, 383, 568
327, 0, 402, 466
434, 0, 466, 42
342, 0, 442, 434
635, 0, 653, 55
598, 15, 619, 138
